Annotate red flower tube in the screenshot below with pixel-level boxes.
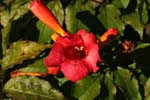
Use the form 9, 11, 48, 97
29, 0, 65, 36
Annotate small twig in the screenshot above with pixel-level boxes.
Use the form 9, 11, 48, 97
11, 70, 48, 78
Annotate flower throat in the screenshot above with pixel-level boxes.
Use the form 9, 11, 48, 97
64, 46, 87, 60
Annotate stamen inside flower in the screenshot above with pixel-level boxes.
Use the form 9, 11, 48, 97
64, 46, 87, 60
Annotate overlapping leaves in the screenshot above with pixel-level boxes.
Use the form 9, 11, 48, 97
1, 0, 150, 100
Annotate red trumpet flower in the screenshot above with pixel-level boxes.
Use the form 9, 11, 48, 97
44, 30, 102, 82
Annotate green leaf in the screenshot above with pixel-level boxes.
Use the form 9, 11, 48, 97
139, 74, 147, 86
112, 0, 130, 8
148, 0, 150, 5
120, 0, 130, 8
65, 0, 96, 33
145, 78, 150, 100
36, 21, 53, 43
134, 43, 150, 51
141, 2, 148, 24
1, 0, 30, 27
37, 0, 64, 43
72, 73, 101, 100
98, 4, 125, 33
18, 59, 47, 73
122, 12, 144, 39
1, 23, 12, 55
4, 76, 66, 100
1, 40, 51, 70
114, 67, 141, 100
105, 72, 116, 100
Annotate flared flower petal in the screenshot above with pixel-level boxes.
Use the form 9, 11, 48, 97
29, 0, 65, 36
84, 43, 101, 72
44, 43, 64, 74
76, 30, 97, 46
61, 60, 90, 82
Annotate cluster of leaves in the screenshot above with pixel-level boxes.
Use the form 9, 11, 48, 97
0, 0, 150, 100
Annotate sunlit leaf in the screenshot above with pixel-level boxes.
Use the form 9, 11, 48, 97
4, 76, 66, 100
1, 40, 51, 70
72, 73, 101, 100
122, 12, 144, 39
112, 0, 130, 8
36, 0, 64, 43
120, 0, 130, 8
145, 78, 150, 100
98, 4, 125, 33
65, 0, 97, 33
114, 67, 141, 100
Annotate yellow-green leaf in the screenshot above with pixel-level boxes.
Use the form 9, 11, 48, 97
145, 78, 150, 100
4, 76, 66, 100
2, 40, 50, 70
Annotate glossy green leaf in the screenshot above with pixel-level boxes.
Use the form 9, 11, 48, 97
145, 78, 150, 100
4, 76, 66, 100
65, 0, 97, 33
114, 67, 141, 100
105, 72, 116, 100
36, 0, 64, 43
1, 0, 30, 27
112, 0, 130, 8
1, 40, 51, 70
98, 4, 125, 33
122, 12, 144, 39
72, 73, 101, 100
19, 59, 47, 73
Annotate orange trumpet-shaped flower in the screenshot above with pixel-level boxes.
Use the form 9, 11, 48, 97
98, 28, 118, 46
29, 0, 65, 36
